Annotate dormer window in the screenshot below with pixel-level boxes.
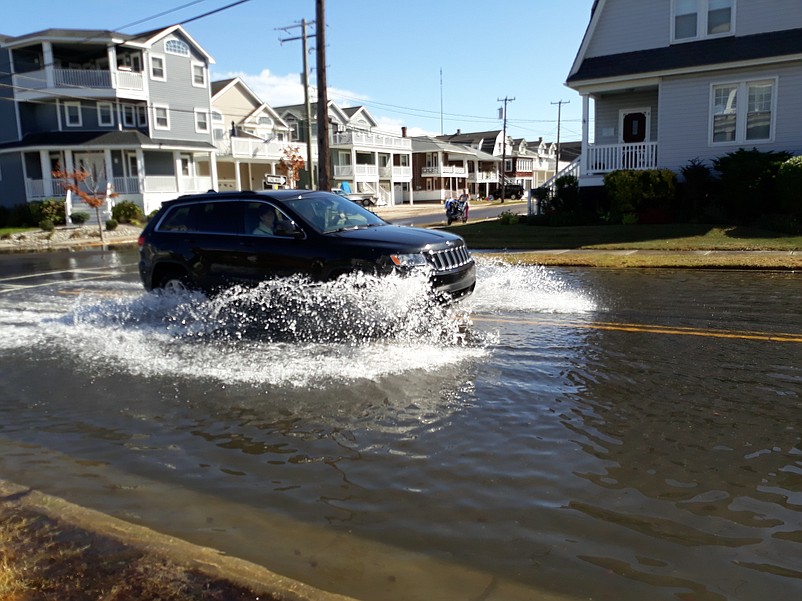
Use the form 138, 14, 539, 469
673, 0, 733, 42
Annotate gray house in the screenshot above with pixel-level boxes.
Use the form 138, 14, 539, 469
0, 25, 218, 216
566, 0, 802, 191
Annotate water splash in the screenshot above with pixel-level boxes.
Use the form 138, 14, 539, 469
33, 271, 488, 387
467, 258, 596, 314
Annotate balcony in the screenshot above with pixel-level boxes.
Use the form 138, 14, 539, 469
332, 132, 412, 150
468, 170, 498, 184
421, 165, 467, 177
214, 138, 295, 161
585, 142, 658, 174
13, 67, 145, 100
25, 175, 212, 200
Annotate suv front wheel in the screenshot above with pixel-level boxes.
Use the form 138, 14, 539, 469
157, 271, 194, 293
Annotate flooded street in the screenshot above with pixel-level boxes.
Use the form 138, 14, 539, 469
0, 249, 800, 601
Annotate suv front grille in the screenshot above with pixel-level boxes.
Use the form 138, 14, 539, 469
426, 245, 473, 272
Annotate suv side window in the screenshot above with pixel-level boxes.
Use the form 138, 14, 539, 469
194, 201, 241, 234
243, 201, 296, 237
159, 205, 194, 232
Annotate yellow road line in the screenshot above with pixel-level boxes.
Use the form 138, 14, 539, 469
474, 316, 802, 343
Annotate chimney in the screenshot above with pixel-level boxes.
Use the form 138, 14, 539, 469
401, 126, 407, 138
456, 129, 461, 135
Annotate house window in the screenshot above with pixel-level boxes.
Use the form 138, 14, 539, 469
122, 104, 136, 127
136, 105, 148, 127
150, 54, 166, 80
673, 0, 733, 42
195, 109, 209, 133
153, 104, 170, 130
212, 110, 223, 123
711, 78, 775, 144
64, 101, 82, 127
165, 39, 190, 56
191, 62, 206, 87
504, 159, 513, 172
97, 102, 113, 126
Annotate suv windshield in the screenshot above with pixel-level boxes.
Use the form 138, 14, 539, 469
285, 194, 385, 234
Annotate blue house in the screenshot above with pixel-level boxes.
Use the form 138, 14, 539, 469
0, 25, 218, 216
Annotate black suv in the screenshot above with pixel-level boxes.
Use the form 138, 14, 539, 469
138, 190, 476, 301
489, 184, 525, 200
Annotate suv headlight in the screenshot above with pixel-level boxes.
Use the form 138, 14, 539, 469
390, 252, 428, 268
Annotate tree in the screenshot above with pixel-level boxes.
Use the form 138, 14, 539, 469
277, 146, 305, 190
52, 165, 118, 245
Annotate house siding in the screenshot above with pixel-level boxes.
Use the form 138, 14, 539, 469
736, 0, 802, 36
147, 32, 211, 143
658, 63, 802, 171
585, 0, 669, 58
0, 154, 26, 204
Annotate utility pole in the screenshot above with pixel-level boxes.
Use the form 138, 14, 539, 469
315, 0, 331, 191
497, 96, 514, 203
278, 19, 316, 189
551, 99, 570, 180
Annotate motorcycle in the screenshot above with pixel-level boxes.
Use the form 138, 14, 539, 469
445, 198, 469, 225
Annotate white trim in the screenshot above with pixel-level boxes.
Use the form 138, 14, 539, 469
153, 103, 170, 130
194, 108, 210, 133
97, 102, 114, 127
64, 101, 82, 127
191, 61, 206, 88
150, 53, 166, 81
708, 76, 777, 146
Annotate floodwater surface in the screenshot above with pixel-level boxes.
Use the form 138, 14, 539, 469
0, 250, 800, 601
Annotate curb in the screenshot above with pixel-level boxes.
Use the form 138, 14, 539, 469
0, 478, 359, 601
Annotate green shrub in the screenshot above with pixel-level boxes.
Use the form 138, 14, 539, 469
105, 219, 118, 231
712, 148, 791, 221
70, 211, 90, 225
776, 155, 802, 219
498, 210, 520, 225
111, 201, 143, 224
604, 169, 677, 215
30, 199, 66, 226
39, 219, 55, 232
554, 175, 579, 212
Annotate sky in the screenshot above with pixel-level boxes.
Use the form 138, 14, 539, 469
3, 0, 595, 142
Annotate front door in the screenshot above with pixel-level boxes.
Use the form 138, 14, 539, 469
621, 111, 648, 143
619, 109, 650, 168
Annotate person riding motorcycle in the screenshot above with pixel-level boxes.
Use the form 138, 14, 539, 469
445, 191, 470, 225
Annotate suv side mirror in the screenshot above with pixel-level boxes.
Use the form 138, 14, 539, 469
275, 220, 304, 238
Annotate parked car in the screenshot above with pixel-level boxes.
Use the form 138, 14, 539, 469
489, 184, 525, 200
138, 190, 476, 301
332, 187, 381, 207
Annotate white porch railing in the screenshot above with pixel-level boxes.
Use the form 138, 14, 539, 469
332, 132, 412, 150
421, 165, 467, 177
333, 165, 354, 178
585, 142, 658, 173
13, 68, 144, 93
468, 170, 498, 183
227, 138, 291, 160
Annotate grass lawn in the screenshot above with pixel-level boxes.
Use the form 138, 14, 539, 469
445, 221, 802, 269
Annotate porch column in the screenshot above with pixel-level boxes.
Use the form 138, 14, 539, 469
65, 150, 75, 173
135, 149, 145, 193
234, 159, 242, 191
39, 151, 52, 197
581, 94, 590, 176
43, 42, 54, 87
209, 151, 218, 191
175, 153, 184, 193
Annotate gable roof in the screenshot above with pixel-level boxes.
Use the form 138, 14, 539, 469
568, 26, 802, 87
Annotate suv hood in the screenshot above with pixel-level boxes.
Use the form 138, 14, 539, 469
329, 224, 462, 249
